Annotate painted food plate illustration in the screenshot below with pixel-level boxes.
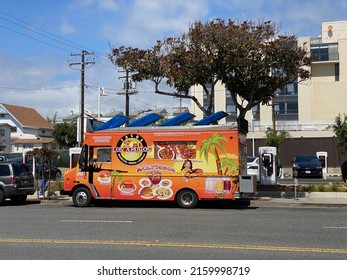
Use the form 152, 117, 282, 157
177, 145, 196, 159
139, 178, 152, 188
97, 170, 111, 184
118, 180, 136, 193
153, 186, 173, 200
159, 179, 172, 188
138, 186, 154, 199
158, 147, 175, 159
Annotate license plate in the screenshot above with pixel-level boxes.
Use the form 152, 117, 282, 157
305, 170, 311, 174
22, 180, 28, 184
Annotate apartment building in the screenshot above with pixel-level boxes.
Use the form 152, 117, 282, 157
190, 20, 347, 168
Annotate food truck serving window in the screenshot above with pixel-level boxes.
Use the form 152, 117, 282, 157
95, 147, 111, 162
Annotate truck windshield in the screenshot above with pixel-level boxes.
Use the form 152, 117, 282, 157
79, 144, 88, 171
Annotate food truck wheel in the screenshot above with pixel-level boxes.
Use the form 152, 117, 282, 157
72, 187, 92, 207
176, 189, 198, 208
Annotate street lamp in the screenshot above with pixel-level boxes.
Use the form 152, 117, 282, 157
97, 87, 107, 120
251, 114, 255, 157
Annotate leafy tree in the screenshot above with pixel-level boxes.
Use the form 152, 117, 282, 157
264, 127, 290, 175
26, 147, 59, 163
264, 127, 290, 154
330, 114, 347, 162
109, 19, 310, 118
52, 122, 77, 149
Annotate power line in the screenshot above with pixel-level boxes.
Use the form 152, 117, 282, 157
0, 10, 114, 68
0, 85, 79, 91
0, 24, 74, 53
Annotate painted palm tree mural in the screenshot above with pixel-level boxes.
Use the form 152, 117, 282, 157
221, 156, 239, 176
200, 133, 228, 175
110, 170, 124, 197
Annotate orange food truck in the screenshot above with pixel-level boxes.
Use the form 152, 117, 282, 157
63, 125, 256, 208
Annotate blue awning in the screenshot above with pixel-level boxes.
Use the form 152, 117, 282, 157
95, 115, 130, 130
127, 113, 163, 127
193, 111, 229, 125
160, 112, 196, 126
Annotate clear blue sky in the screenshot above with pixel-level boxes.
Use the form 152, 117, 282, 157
1, 0, 346, 119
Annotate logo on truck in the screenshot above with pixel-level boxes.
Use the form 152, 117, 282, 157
114, 134, 151, 165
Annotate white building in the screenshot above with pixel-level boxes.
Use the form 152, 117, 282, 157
0, 103, 55, 154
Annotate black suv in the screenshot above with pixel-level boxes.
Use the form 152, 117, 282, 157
8, 158, 62, 181
292, 155, 323, 178
0, 162, 35, 205
341, 161, 347, 182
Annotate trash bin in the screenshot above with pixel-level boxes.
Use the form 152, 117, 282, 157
239, 175, 257, 193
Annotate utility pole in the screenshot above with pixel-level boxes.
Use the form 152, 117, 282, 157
117, 66, 138, 118
69, 50, 94, 146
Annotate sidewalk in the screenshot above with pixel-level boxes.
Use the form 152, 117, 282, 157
250, 196, 347, 208
27, 191, 347, 207
27, 192, 70, 203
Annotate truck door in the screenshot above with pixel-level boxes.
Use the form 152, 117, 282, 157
90, 146, 112, 198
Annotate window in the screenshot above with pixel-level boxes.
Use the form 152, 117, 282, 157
311, 43, 339, 62
277, 102, 298, 114
23, 144, 33, 149
311, 45, 329, 61
0, 129, 4, 136
203, 84, 214, 113
225, 89, 237, 122
13, 164, 32, 176
275, 81, 298, 96
79, 144, 88, 171
0, 165, 10, 176
96, 147, 111, 162
335, 63, 340, 81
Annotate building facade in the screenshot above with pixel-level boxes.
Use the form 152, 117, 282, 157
0, 103, 55, 154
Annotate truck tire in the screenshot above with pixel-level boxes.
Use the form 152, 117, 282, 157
72, 187, 92, 207
176, 189, 198, 208
0, 189, 5, 205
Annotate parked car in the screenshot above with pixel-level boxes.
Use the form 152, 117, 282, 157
247, 156, 260, 181
292, 155, 323, 178
0, 162, 35, 205
0, 155, 8, 162
341, 161, 347, 182
8, 158, 62, 180
33, 161, 62, 181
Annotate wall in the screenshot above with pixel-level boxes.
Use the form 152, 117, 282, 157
246, 136, 341, 168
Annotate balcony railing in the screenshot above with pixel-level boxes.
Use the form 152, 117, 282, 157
247, 120, 333, 133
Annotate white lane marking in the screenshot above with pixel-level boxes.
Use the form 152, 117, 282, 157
323, 226, 347, 229
61, 220, 133, 223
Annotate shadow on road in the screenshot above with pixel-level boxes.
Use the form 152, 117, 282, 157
87, 198, 257, 210
0, 200, 41, 207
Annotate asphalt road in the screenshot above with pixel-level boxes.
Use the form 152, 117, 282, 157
0, 200, 346, 260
